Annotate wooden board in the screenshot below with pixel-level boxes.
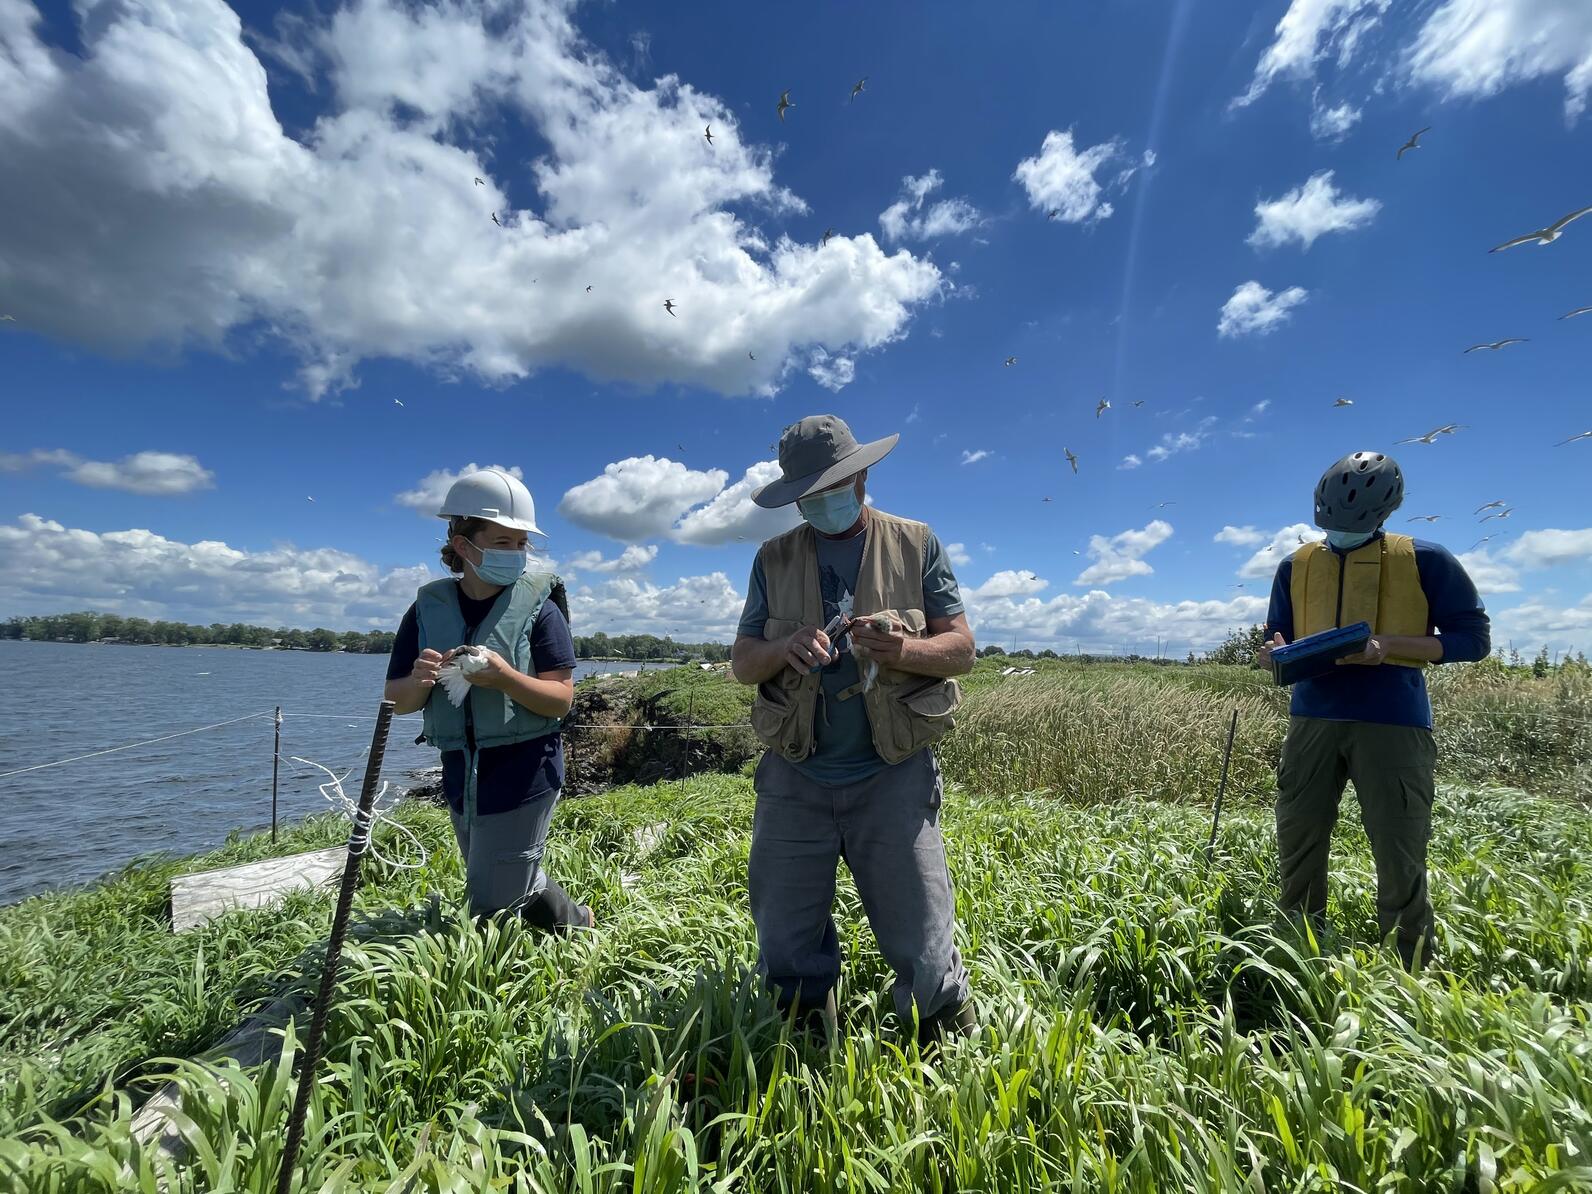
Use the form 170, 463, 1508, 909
170, 846, 346, 932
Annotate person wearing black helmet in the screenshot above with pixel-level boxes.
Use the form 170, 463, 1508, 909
1254, 451, 1490, 969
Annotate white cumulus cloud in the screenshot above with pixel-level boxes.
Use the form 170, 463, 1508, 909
1118, 454, 1142, 470
1218, 281, 1309, 338
944, 541, 972, 567
1238, 524, 1325, 578
1503, 528, 1592, 569
968, 569, 1049, 600
558, 456, 727, 542
1075, 520, 1173, 586
1407, 0, 1592, 124
1012, 129, 1129, 223
0, 512, 431, 628
570, 570, 745, 639
1309, 93, 1363, 139
563, 544, 658, 574
672, 460, 803, 546
1249, 170, 1381, 250
1233, 0, 1391, 108
0, 449, 214, 495
807, 348, 856, 392
878, 169, 982, 242
1215, 525, 1267, 548
0, 0, 942, 400
1457, 549, 1522, 595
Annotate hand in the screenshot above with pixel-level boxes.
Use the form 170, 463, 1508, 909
411, 648, 445, 688
784, 625, 835, 673
1341, 636, 1388, 666
1254, 632, 1285, 670
850, 613, 906, 664
444, 645, 514, 688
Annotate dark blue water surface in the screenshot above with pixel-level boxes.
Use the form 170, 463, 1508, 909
0, 641, 639, 904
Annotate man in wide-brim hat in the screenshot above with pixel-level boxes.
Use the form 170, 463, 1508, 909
731, 414, 978, 1046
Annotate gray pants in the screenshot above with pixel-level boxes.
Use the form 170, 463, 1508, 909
447, 790, 584, 928
1275, 716, 1437, 967
748, 748, 969, 1023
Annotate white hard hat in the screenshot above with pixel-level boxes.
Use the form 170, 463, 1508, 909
436, 468, 546, 536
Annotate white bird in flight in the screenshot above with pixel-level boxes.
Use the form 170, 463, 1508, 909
0, 314, 13, 322
1407, 514, 1442, 523
393, 399, 404, 407
1557, 430, 1592, 446
1559, 305, 1592, 320
1474, 500, 1508, 514
1480, 507, 1514, 523
1489, 205, 1592, 252
1064, 448, 1079, 474
1396, 127, 1430, 160
1332, 397, 1353, 408
850, 77, 867, 102
1004, 356, 1017, 367
1464, 338, 1527, 353
777, 89, 793, 122
1396, 424, 1465, 445
1470, 535, 1499, 551
1095, 397, 1110, 418
704, 124, 714, 146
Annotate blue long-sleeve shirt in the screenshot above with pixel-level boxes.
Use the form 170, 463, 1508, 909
1264, 536, 1490, 730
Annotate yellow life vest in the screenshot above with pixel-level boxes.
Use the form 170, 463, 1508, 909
1290, 533, 1429, 669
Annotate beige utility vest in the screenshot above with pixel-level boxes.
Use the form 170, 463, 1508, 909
750, 509, 963, 766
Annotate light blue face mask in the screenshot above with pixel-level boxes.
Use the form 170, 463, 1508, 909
797, 484, 863, 535
467, 543, 528, 585
1325, 528, 1376, 551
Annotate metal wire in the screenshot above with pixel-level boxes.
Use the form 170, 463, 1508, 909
0, 711, 275, 779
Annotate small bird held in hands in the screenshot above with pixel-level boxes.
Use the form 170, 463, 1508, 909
1333, 397, 1354, 407
850, 77, 867, 102
474, 176, 484, 186
663, 299, 677, 316
438, 645, 490, 707
1396, 424, 1465, 445
1095, 397, 1110, 418
704, 124, 714, 146
1464, 338, 1527, 353
1480, 507, 1514, 523
1490, 205, 1592, 251
1407, 514, 1442, 523
1474, 500, 1508, 514
491, 211, 501, 227
1396, 127, 1430, 159
1560, 305, 1592, 320
821, 227, 836, 247
1064, 448, 1079, 474
1557, 430, 1592, 445
1004, 356, 1017, 367
777, 89, 793, 121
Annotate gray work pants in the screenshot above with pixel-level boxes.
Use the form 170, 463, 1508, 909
748, 748, 970, 1024
1275, 716, 1437, 968
448, 790, 584, 929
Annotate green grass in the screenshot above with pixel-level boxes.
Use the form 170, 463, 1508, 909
3, 770, 1591, 1191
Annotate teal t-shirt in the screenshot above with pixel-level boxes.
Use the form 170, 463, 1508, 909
737, 522, 965, 785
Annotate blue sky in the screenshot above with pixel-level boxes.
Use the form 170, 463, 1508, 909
2, 0, 1591, 655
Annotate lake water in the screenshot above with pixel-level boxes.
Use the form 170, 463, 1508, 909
0, 641, 645, 906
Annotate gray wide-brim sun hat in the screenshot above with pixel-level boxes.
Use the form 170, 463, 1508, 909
752, 414, 899, 509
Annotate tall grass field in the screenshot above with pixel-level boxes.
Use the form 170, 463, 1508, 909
1, 658, 1589, 1190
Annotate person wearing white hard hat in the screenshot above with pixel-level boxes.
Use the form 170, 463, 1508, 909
383, 468, 593, 932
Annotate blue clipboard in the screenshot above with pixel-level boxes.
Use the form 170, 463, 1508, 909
1270, 621, 1372, 686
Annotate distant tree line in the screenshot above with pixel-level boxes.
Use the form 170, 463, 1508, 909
2, 611, 735, 662
573, 631, 731, 663
1, 611, 395, 654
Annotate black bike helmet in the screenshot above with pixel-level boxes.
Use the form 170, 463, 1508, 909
1314, 451, 1404, 531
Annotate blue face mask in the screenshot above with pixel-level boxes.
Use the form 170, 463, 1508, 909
1325, 529, 1376, 552
797, 485, 863, 535
467, 543, 528, 585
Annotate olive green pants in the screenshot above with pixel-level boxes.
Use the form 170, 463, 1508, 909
1275, 717, 1437, 968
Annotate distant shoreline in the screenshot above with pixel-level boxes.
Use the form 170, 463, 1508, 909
1, 639, 690, 663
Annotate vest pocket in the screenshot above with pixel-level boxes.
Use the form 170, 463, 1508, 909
879, 675, 961, 760
751, 679, 806, 757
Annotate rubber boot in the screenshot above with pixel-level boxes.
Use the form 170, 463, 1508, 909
917, 998, 977, 1051
781, 988, 838, 1045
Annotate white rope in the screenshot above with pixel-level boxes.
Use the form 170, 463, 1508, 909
287, 755, 428, 870
0, 711, 275, 780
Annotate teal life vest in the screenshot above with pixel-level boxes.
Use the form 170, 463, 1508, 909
416, 571, 569, 755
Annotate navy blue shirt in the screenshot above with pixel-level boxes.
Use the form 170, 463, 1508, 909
387, 584, 577, 814
737, 523, 965, 784
1263, 536, 1490, 730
